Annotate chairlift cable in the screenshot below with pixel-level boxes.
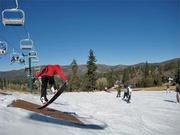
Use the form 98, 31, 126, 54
15, 0, 19, 9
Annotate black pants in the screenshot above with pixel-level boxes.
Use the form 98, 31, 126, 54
123, 92, 128, 99
41, 76, 56, 99
127, 94, 131, 103
123, 92, 131, 102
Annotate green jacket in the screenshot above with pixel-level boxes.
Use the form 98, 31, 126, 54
116, 86, 122, 92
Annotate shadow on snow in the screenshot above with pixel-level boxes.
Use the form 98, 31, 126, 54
164, 100, 177, 103
28, 113, 107, 130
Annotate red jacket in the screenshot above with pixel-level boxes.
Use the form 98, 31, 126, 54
35, 65, 67, 81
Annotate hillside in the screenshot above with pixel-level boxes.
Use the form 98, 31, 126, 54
0, 64, 127, 80
0, 58, 179, 83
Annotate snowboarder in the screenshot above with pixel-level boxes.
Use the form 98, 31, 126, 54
123, 84, 128, 100
123, 85, 132, 103
176, 83, 180, 103
33, 64, 68, 104
127, 86, 132, 103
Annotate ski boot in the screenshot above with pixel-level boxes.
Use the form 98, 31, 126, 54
51, 86, 58, 94
40, 97, 48, 104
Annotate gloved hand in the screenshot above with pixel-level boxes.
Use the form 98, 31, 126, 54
32, 77, 36, 83
64, 80, 68, 86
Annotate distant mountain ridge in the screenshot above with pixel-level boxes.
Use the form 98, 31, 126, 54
0, 58, 179, 80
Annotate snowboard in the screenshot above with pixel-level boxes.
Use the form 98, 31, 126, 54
38, 82, 67, 109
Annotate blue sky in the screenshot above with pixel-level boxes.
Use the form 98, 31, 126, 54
0, 0, 179, 71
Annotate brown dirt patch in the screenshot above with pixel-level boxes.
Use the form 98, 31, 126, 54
0, 91, 12, 95
8, 99, 84, 125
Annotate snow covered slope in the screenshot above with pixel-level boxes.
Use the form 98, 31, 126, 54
0, 90, 180, 135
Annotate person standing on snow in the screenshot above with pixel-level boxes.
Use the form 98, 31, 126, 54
127, 86, 132, 103
123, 85, 132, 103
116, 84, 122, 98
123, 84, 128, 100
176, 83, 180, 103
34, 64, 68, 104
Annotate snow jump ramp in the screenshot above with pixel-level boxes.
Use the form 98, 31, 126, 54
8, 99, 107, 129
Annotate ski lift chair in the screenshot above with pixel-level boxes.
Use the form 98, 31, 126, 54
32, 58, 40, 72
31, 57, 39, 63
2, 0, 25, 26
33, 64, 41, 74
28, 51, 37, 58
0, 41, 8, 55
20, 34, 33, 50
0, 48, 6, 55
2, 8, 25, 26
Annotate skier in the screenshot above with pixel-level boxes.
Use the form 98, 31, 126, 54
176, 83, 180, 103
33, 64, 68, 104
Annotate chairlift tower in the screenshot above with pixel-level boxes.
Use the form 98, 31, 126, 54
27, 50, 39, 93
28, 56, 33, 93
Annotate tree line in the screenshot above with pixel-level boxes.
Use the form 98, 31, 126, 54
68, 51, 180, 91
0, 49, 180, 92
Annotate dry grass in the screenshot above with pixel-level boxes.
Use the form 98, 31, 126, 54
134, 86, 176, 91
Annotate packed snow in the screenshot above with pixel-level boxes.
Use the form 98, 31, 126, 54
0, 90, 180, 135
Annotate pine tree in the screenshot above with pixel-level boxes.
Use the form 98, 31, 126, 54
0, 78, 3, 89
69, 59, 80, 91
175, 60, 180, 84
85, 49, 97, 91
71, 59, 78, 76
107, 69, 115, 88
142, 61, 153, 87
3, 78, 7, 89
122, 68, 129, 85
144, 61, 149, 78
176, 69, 180, 84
